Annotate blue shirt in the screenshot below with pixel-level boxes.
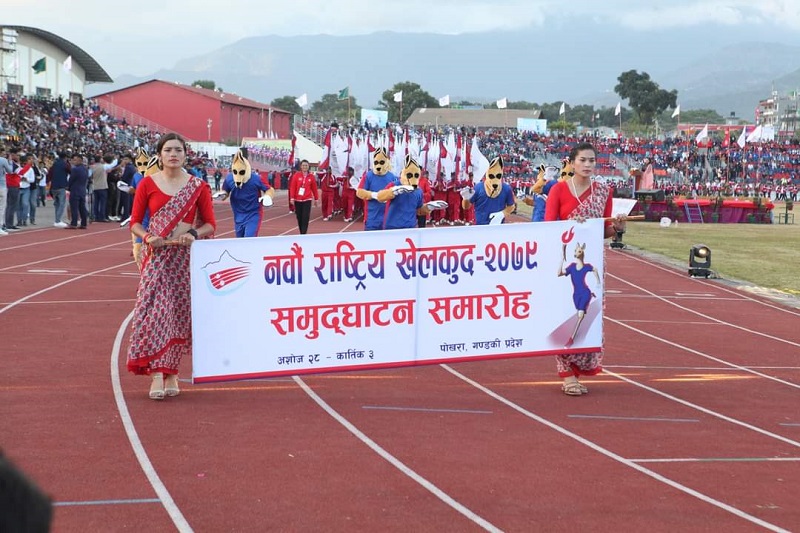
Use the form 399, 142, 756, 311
49, 158, 70, 189
385, 186, 423, 230
469, 182, 515, 225
532, 180, 557, 222
223, 172, 269, 223
361, 171, 397, 230
67, 164, 89, 195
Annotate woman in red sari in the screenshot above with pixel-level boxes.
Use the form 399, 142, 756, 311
127, 133, 216, 400
545, 142, 626, 396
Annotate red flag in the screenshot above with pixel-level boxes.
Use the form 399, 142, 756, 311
404, 128, 409, 156
422, 131, 431, 170
367, 135, 376, 153
465, 135, 472, 171
439, 139, 448, 159
318, 128, 333, 170
454, 134, 462, 181
288, 132, 296, 167
722, 129, 730, 148
387, 129, 395, 155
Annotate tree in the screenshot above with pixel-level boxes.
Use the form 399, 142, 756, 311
485, 100, 539, 111
614, 70, 677, 125
669, 108, 724, 125
192, 79, 219, 91
309, 93, 362, 124
379, 82, 438, 123
271, 96, 303, 115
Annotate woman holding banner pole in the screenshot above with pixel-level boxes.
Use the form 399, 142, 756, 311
545, 142, 626, 396
127, 133, 216, 400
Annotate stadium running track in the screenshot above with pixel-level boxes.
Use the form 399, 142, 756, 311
1, 190, 799, 532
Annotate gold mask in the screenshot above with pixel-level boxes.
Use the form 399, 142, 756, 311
231, 150, 252, 188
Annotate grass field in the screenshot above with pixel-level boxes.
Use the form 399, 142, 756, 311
515, 200, 800, 296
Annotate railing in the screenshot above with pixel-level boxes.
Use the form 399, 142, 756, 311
94, 99, 170, 136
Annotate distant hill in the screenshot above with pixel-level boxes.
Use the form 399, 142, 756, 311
88, 26, 800, 122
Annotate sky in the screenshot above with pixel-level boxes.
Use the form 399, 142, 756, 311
5, 0, 800, 79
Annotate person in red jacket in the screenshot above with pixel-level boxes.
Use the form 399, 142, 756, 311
340, 166, 357, 222
288, 159, 318, 234
417, 170, 433, 227
319, 167, 337, 221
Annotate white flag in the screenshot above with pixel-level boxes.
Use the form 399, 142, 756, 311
559, 102, 566, 115
614, 102, 621, 116
695, 123, 709, 144
63, 55, 72, 72
671, 104, 680, 118
294, 93, 308, 108
438, 94, 450, 107
393, 91, 403, 103
496, 97, 507, 109
470, 136, 490, 184
736, 126, 747, 148
746, 124, 763, 143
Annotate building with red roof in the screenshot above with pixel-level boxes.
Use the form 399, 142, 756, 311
92, 79, 292, 143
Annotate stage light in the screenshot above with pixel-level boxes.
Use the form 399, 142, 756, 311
689, 244, 712, 277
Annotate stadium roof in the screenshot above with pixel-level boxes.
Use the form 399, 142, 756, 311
405, 108, 541, 128
3, 25, 112, 83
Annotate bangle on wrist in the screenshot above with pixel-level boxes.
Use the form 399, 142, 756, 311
370, 191, 378, 200
144, 233, 151, 244
188, 228, 198, 238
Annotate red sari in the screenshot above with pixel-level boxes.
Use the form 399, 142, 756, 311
545, 179, 612, 378
127, 177, 215, 376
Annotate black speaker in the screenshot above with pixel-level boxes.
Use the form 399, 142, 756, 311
635, 189, 665, 202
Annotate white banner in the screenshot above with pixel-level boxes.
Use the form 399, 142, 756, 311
190, 220, 605, 382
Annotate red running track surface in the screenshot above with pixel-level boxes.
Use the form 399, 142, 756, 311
1, 193, 799, 532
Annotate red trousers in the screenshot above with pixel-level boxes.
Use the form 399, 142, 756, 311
341, 189, 356, 219
321, 190, 335, 217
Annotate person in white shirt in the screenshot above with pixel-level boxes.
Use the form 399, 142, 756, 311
17, 155, 37, 226
0, 148, 13, 236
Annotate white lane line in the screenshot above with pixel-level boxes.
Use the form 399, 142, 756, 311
608, 273, 800, 349
606, 317, 800, 390
567, 415, 699, 423
0, 261, 131, 316
604, 370, 800, 449
0, 241, 123, 272
27, 268, 68, 273
111, 312, 193, 532
294, 376, 502, 533
1, 298, 136, 305
613, 319, 719, 325
54, 498, 161, 506
631, 457, 800, 464
362, 406, 493, 414
674, 292, 716, 297
441, 364, 790, 533
0, 226, 123, 252
613, 251, 800, 316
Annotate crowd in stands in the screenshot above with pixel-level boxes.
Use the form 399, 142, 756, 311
296, 119, 799, 201
2, 97, 797, 236
241, 142, 292, 170
0, 94, 224, 232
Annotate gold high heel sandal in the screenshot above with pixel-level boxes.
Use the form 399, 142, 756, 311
149, 372, 165, 400
164, 374, 180, 397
